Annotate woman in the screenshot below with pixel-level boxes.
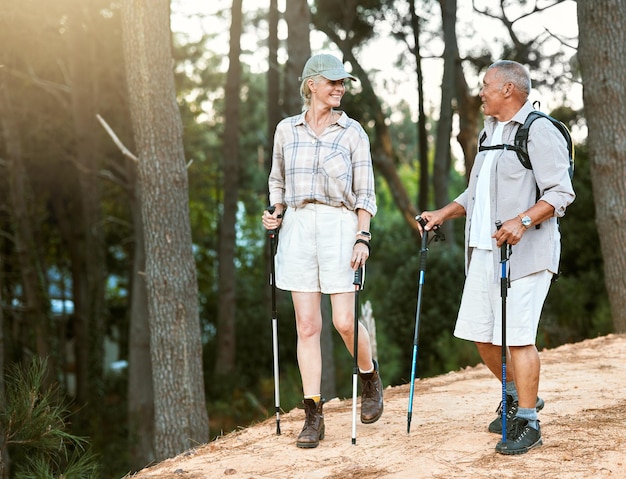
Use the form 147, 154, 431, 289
262, 53, 383, 448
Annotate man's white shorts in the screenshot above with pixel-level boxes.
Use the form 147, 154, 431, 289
454, 248, 552, 346
275, 203, 358, 294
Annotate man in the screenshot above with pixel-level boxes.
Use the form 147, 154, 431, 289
419, 60, 575, 454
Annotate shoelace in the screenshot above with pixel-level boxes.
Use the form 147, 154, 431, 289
303, 404, 321, 428
361, 375, 379, 399
507, 419, 530, 441
495, 398, 518, 418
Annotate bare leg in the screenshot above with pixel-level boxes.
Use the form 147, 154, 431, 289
331, 291, 383, 424
329, 292, 374, 371
475, 341, 516, 384
509, 345, 540, 409
292, 291, 323, 396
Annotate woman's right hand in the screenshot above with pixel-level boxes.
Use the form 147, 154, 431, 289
262, 206, 284, 231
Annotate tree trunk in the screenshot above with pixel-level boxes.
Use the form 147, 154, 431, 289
0, 70, 53, 378
267, 0, 280, 149
65, 4, 107, 433
455, 66, 482, 183
127, 179, 155, 469
433, 0, 457, 242
215, 0, 243, 377
121, 0, 208, 459
284, 0, 311, 116
577, 0, 626, 333
409, 1, 430, 213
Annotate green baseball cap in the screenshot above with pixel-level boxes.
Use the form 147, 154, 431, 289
300, 54, 358, 82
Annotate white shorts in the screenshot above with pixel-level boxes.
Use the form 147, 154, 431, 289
454, 249, 552, 346
275, 203, 358, 294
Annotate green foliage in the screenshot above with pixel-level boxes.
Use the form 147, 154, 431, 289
14, 449, 100, 479
540, 142, 611, 346
312, 0, 389, 46
377, 242, 468, 382
1, 358, 99, 478
0, 3, 607, 476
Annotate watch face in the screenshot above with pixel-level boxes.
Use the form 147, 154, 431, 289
522, 216, 532, 226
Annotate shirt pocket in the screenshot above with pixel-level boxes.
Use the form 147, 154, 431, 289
321, 150, 351, 180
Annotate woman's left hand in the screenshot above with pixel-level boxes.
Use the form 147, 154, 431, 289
351, 241, 370, 269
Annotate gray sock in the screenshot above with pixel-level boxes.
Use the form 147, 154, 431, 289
506, 381, 518, 402
515, 407, 539, 430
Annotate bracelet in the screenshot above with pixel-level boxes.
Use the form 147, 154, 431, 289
354, 238, 371, 254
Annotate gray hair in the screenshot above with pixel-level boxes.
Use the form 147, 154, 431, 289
488, 60, 531, 95
300, 74, 324, 111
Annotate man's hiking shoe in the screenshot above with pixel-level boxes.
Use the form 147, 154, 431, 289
359, 360, 384, 424
495, 418, 542, 455
296, 398, 325, 448
488, 396, 545, 434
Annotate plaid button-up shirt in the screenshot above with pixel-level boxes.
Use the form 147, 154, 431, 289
268, 111, 377, 217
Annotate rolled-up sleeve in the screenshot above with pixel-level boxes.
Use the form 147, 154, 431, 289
268, 124, 286, 207
529, 119, 575, 217
352, 133, 377, 217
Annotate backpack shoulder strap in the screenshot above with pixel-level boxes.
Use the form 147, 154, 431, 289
478, 129, 525, 155
512, 111, 544, 169
514, 110, 574, 173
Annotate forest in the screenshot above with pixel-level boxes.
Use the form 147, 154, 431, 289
0, 0, 625, 478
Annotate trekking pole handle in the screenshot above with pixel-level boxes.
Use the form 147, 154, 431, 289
266, 205, 282, 237
415, 216, 429, 272
495, 220, 509, 295
495, 220, 508, 262
353, 266, 363, 288
416, 215, 445, 242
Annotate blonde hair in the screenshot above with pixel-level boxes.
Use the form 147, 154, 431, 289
300, 75, 324, 111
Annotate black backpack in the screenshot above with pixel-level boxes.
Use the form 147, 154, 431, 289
478, 110, 575, 186
479, 110, 574, 239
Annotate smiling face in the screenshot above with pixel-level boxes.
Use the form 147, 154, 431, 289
309, 77, 346, 108
479, 68, 507, 119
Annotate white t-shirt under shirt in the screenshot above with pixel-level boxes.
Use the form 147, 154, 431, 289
469, 121, 509, 250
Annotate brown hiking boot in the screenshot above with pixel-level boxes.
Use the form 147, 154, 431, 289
359, 360, 383, 424
296, 398, 325, 448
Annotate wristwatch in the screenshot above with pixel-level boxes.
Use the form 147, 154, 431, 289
519, 214, 532, 229
356, 230, 372, 239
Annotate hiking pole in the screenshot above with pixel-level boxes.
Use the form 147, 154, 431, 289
351, 265, 364, 445
406, 216, 445, 434
407, 215, 430, 434
267, 205, 282, 435
495, 220, 510, 445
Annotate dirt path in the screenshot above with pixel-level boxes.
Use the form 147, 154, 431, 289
126, 334, 626, 479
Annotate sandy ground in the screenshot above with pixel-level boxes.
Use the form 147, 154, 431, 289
126, 334, 626, 479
